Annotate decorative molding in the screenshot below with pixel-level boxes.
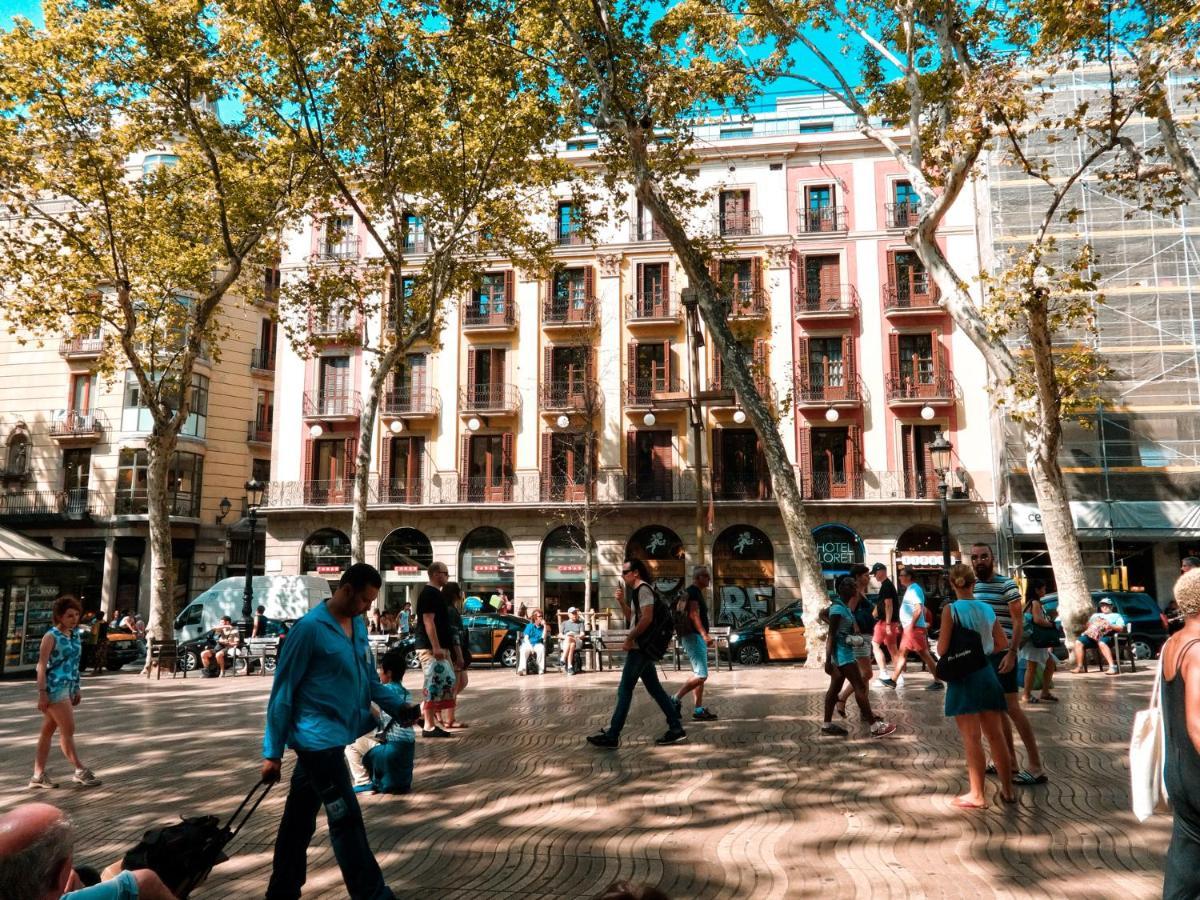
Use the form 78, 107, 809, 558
765, 243, 794, 269
596, 253, 623, 277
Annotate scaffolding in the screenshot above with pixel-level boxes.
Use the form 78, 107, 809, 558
987, 68, 1200, 584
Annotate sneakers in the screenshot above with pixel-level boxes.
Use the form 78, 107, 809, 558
72, 768, 101, 787
1106, 666, 1120, 675
896, 675, 906, 689
925, 681, 945, 691
876, 677, 898, 689
422, 727, 454, 738
869, 720, 897, 738
820, 723, 849, 737
654, 728, 688, 746
671, 696, 683, 718
693, 708, 718, 721
28, 772, 56, 790
586, 731, 619, 749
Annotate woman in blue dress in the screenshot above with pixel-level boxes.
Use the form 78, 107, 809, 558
821, 577, 896, 738
29, 595, 101, 789
937, 564, 1012, 808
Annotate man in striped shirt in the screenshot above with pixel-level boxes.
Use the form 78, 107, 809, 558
971, 543, 1048, 786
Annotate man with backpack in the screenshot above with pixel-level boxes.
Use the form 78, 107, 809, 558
671, 566, 718, 721
586, 558, 686, 748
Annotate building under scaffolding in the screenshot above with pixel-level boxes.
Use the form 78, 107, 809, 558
986, 68, 1200, 605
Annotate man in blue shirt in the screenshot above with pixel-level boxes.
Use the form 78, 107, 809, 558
881, 566, 943, 689
517, 610, 549, 675
261, 563, 420, 900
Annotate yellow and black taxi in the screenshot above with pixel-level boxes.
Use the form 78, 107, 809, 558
727, 602, 807, 665
400, 613, 532, 669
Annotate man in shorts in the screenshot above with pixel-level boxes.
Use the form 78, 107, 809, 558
201, 615, 241, 676
1070, 598, 1126, 674
559, 607, 586, 674
672, 566, 717, 721
881, 566, 942, 689
869, 563, 901, 687
413, 562, 454, 738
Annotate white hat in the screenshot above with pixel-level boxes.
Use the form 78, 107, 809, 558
568, 607, 578, 614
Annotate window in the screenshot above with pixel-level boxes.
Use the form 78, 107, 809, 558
141, 153, 178, 176
806, 427, 861, 499
890, 181, 920, 228
802, 186, 841, 232
798, 122, 833, 133
634, 200, 663, 241
468, 272, 511, 325
116, 449, 203, 516
713, 429, 769, 500
264, 267, 281, 304
255, 390, 274, 432
894, 181, 918, 206
69, 373, 97, 413
808, 338, 845, 388
63, 448, 91, 492
257, 318, 277, 369
717, 258, 763, 312
718, 190, 756, 235
543, 432, 591, 501
388, 274, 417, 333
323, 214, 356, 258
549, 267, 592, 320
900, 424, 940, 498
889, 251, 930, 304
566, 138, 598, 151
897, 333, 934, 384
252, 458, 271, 484
556, 202, 580, 245
121, 371, 208, 438
802, 255, 841, 306
629, 342, 671, 401
463, 434, 514, 501
402, 213, 425, 253
382, 436, 425, 503
719, 127, 753, 139
626, 430, 672, 500
634, 262, 668, 315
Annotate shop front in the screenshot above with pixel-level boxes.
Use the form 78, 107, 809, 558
893, 524, 959, 613
379, 527, 433, 612
301, 528, 352, 593
459, 526, 515, 609
541, 526, 599, 623
625, 525, 686, 601
712, 524, 775, 628
811, 523, 865, 596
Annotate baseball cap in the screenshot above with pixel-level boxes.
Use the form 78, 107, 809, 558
1099, 598, 1114, 607
568, 607, 578, 613
870, 563, 887, 573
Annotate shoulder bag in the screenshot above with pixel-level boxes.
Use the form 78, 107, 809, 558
934, 605, 988, 682
1130, 652, 1175, 821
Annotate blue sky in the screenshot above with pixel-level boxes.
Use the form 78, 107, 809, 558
1, 0, 40, 27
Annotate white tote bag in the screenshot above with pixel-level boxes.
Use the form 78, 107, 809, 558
1129, 657, 1171, 822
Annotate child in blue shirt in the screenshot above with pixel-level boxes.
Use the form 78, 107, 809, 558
345, 647, 416, 794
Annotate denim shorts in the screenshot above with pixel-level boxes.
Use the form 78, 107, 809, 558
680, 633, 709, 679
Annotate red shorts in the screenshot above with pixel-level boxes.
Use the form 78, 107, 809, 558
900, 626, 929, 653
872, 621, 901, 646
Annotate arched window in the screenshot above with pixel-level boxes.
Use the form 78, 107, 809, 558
625, 525, 685, 598
300, 528, 352, 577
713, 525, 775, 627
459, 526, 514, 606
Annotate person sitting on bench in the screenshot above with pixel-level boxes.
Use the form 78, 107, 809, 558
560, 608, 586, 675
200, 616, 240, 677
345, 648, 418, 795
1071, 599, 1126, 675
517, 611, 549, 676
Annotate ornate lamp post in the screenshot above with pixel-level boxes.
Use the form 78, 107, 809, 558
242, 478, 265, 629
928, 433, 954, 573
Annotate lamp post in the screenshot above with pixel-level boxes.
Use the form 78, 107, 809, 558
928, 433, 953, 574
242, 478, 265, 631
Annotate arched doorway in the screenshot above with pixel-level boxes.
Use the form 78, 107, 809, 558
625, 525, 686, 599
300, 528, 351, 593
894, 524, 960, 612
811, 523, 865, 595
459, 526, 515, 612
541, 526, 598, 627
379, 527, 433, 612
713, 525, 775, 627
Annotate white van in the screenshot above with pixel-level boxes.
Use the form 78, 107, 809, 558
174, 575, 332, 643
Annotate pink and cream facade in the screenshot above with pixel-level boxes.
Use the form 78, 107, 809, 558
262, 96, 1000, 623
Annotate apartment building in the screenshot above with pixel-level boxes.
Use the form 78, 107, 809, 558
987, 69, 1200, 604
0, 284, 277, 619
263, 95, 1001, 624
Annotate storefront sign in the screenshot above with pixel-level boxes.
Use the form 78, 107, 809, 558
897, 553, 959, 567
473, 564, 500, 573
392, 565, 419, 574
558, 564, 584, 573
811, 524, 864, 569
316, 565, 343, 574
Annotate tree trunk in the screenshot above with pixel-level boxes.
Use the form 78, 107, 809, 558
144, 431, 178, 644
351, 361, 388, 564
583, 436, 593, 620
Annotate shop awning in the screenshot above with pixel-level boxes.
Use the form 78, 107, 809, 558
1008, 501, 1200, 538
0, 527, 83, 564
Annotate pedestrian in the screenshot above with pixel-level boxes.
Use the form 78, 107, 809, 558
939, 563, 1015, 808
821, 577, 896, 738
89, 610, 109, 676
413, 562, 455, 738
671, 566, 718, 721
399, 601, 411, 634
1161, 568, 1200, 899
440, 581, 470, 730
885, 565, 943, 690
28, 595, 101, 790
260, 562, 421, 900
1019, 578, 1058, 703
970, 543, 1047, 786
837, 564, 875, 709
586, 558, 686, 748
870, 562, 902, 686
252, 604, 270, 638
345, 647, 417, 796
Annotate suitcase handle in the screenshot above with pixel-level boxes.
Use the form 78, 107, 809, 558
223, 779, 272, 839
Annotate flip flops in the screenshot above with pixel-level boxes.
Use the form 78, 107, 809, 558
1013, 770, 1049, 785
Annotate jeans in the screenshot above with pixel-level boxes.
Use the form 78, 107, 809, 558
606, 648, 682, 737
266, 748, 395, 900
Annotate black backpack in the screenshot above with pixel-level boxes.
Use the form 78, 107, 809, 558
671, 592, 695, 637
634, 582, 674, 660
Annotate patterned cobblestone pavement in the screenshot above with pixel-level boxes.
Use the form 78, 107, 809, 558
0, 661, 1170, 898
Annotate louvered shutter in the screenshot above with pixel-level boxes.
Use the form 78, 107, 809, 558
585, 265, 595, 302
626, 430, 637, 498
653, 433, 672, 500
661, 263, 671, 314
712, 348, 723, 391
790, 252, 801, 311
627, 342, 638, 402
847, 424, 862, 488
711, 428, 723, 498
708, 258, 720, 286
541, 431, 553, 501
344, 435, 358, 480
888, 332, 901, 396
502, 270, 515, 322
302, 438, 314, 504
661, 340, 671, 390
821, 257, 840, 305
795, 337, 810, 399
460, 435, 471, 500
752, 338, 767, 393
502, 432, 515, 501
466, 348, 477, 409
545, 271, 556, 321
843, 334, 857, 398
797, 428, 812, 497
922, 432, 937, 499
901, 426, 916, 498
751, 257, 764, 310
543, 346, 554, 405
380, 435, 393, 502
932, 326, 944, 381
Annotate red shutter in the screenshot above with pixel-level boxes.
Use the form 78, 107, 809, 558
344, 435, 358, 481
847, 424, 862, 481
586, 348, 596, 382
712, 347, 723, 390
752, 338, 767, 393
887, 251, 898, 291
302, 438, 314, 485
901, 426, 916, 497
653, 433, 673, 497
843, 334, 857, 397
543, 345, 553, 384
711, 428, 723, 496
627, 341, 637, 400
501, 432, 515, 501
467, 347, 477, 395
503, 270, 515, 320
821, 256, 840, 301
708, 258, 720, 285
460, 434, 471, 499
411, 436, 426, 502
932, 326, 944, 379
795, 337, 810, 396
888, 332, 900, 381
751, 256, 763, 306
790, 252, 801, 308
662, 262, 671, 307
380, 435, 393, 500
585, 266, 595, 302
661, 340, 671, 388
797, 427, 812, 496
545, 271, 555, 320
541, 431, 553, 500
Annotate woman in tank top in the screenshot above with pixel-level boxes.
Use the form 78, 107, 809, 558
1161, 568, 1200, 899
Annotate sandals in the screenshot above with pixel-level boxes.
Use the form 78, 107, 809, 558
1038, 694, 1059, 702
1024, 696, 1038, 704
446, 722, 469, 729
984, 763, 998, 775
1012, 770, 1049, 785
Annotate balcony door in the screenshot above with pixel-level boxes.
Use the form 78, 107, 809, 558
712, 428, 768, 500
803, 427, 861, 499
63, 448, 91, 513
901, 424, 940, 499
382, 435, 424, 502
802, 255, 840, 307
635, 262, 669, 316
629, 341, 670, 401
890, 251, 930, 304
627, 430, 672, 500
467, 348, 506, 409
69, 373, 96, 415
318, 356, 350, 414
546, 346, 592, 406
307, 436, 354, 503
464, 434, 513, 501
894, 333, 935, 389
719, 189, 751, 234
543, 432, 590, 501
392, 353, 427, 411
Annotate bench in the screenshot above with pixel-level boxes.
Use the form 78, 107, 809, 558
243, 638, 280, 676
146, 639, 182, 680
670, 627, 734, 673
593, 629, 632, 671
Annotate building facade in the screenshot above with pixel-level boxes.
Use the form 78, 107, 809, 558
264, 97, 1001, 624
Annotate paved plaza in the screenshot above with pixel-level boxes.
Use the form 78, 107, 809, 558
0, 662, 1171, 899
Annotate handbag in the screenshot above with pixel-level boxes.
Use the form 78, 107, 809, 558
1028, 621, 1060, 649
934, 605, 988, 682
1130, 656, 1171, 821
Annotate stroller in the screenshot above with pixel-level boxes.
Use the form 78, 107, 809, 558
121, 780, 272, 899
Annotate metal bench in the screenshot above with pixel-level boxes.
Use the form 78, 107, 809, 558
243, 637, 280, 675
671, 626, 734, 673
593, 629, 632, 671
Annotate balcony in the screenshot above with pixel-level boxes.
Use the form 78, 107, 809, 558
58, 335, 103, 359
793, 372, 865, 408
247, 419, 272, 444
712, 474, 773, 501
798, 472, 865, 500
885, 202, 921, 229
542, 297, 596, 328
540, 379, 601, 412
313, 236, 360, 261
381, 385, 440, 418
885, 370, 956, 405
310, 311, 358, 340
625, 472, 675, 502
716, 211, 762, 237
302, 390, 362, 419
462, 303, 518, 332
727, 287, 769, 319
707, 374, 772, 408
49, 409, 108, 443
250, 347, 275, 372
302, 480, 353, 506
552, 222, 588, 247
884, 277, 942, 315
628, 221, 666, 242
795, 469, 976, 502
0, 489, 98, 522
376, 477, 425, 504
402, 233, 428, 255
458, 475, 515, 503
459, 383, 520, 415
624, 376, 688, 408
798, 206, 847, 234
540, 474, 594, 502
115, 490, 200, 517
626, 291, 682, 325
793, 283, 860, 319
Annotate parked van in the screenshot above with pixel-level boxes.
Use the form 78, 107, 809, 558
174, 576, 332, 643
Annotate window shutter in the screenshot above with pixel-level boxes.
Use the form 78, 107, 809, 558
662, 262, 671, 308
707, 258, 720, 285
344, 435, 358, 480
585, 265, 595, 301
467, 348, 477, 395
888, 332, 900, 380
843, 334, 857, 396
887, 252, 898, 290
502, 432, 515, 501
380, 435, 393, 500
652, 433, 672, 491
711, 428, 723, 494
626, 429, 637, 480
460, 434, 471, 499
752, 338, 767, 392
821, 257, 840, 302
543, 346, 553, 384
847, 424, 863, 481
661, 340, 671, 387
795, 337, 810, 394
545, 270, 556, 318
586, 348, 596, 382
933, 326, 944, 378
712, 348, 723, 390
751, 256, 763, 301
410, 437, 426, 502
503, 270, 515, 316
921, 434, 936, 499
302, 438, 314, 484
541, 431, 553, 501
797, 427, 812, 495
790, 252, 801, 306
901, 426, 916, 497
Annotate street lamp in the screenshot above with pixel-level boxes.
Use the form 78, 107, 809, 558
242, 478, 265, 630
928, 433, 953, 573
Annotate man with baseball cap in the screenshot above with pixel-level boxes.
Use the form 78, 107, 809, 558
869, 563, 901, 687
560, 607, 586, 675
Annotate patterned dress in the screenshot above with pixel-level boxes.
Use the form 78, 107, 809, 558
44, 626, 81, 704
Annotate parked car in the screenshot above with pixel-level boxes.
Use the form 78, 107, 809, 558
79, 624, 142, 672
399, 613, 531, 669
1045, 590, 1170, 661
177, 618, 290, 674
727, 602, 806, 665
